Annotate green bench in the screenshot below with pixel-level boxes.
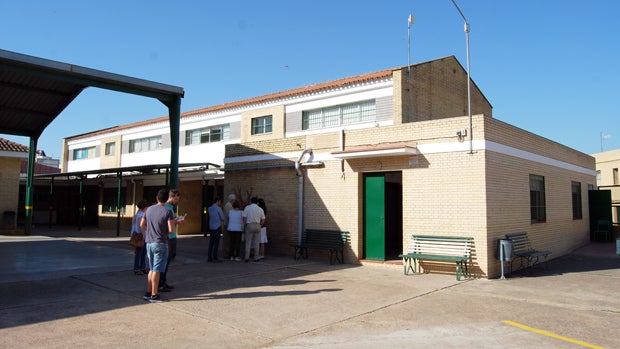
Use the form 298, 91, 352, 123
399, 235, 473, 280
291, 229, 349, 264
505, 232, 551, 272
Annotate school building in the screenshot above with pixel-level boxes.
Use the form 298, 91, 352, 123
54, 56, 595, 278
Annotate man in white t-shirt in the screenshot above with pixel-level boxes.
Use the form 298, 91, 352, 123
242, 197, 265, 262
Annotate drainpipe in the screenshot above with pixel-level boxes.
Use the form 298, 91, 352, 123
295, 149, 313, 245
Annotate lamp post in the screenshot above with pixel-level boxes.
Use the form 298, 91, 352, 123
450, 0, 472, 154
407, 13, 414, 81
601, 132, 611, 152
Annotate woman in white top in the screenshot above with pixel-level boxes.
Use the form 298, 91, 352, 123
227, 200, 244, 261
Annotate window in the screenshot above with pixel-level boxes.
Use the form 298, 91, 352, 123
102, 188, 126, 214
302, 100, 376, 130
530, 174, 546, 223
73, 146, 96, 160
251, 116, 272, 135
185, 124, 230, 145
129, 136, 161, 153
614, 168, 618, 185
596, 170, 601, 187
105, 142, 115, 156
572, 181, 582, 220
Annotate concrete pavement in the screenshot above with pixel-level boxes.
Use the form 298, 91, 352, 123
0, 228, 618, 348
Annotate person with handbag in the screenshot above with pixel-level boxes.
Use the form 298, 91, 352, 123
130, 199, 149, 275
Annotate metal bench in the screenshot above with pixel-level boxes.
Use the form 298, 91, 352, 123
291, 229, 349, 264
398, 235, 473, 280
505, 232, 551, 272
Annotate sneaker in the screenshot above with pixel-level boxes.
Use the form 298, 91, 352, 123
235, 257, 241, 261
142, 292, 151, 300
158, 285, 173, 292
230, 257, 235, 261
149, 294, 167, 303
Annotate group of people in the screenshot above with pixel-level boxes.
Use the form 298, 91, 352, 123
130, 189, 268, 303
130, 188, 184, 303
207, 194, 268, 263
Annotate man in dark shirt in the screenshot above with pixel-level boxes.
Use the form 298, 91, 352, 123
140, 188, 174, 303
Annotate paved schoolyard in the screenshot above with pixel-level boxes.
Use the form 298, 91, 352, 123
0, 229, 618, 348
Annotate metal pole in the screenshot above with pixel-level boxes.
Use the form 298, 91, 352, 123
408, 13, 414, 81
24, 137, 37, 235
116, 173, 122, 236
450, 0, 473, 154
465, 23, 472, 154
500, 241, 506, 279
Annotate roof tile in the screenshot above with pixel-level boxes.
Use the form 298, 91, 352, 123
0, 138, 29, 153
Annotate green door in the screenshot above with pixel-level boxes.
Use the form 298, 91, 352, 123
365, 174, 385, 260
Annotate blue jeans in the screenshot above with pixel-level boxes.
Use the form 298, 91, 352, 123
133, 245, 146, 270
207, 228, 221, 261
159, 238, 176, 286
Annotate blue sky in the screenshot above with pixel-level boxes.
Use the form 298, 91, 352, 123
1, 0, 619, 158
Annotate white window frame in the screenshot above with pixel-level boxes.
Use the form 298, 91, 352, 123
73, 146, 96, 160
251, 116, 272, 135
185, 124, 230, 145
129, 136, 162, 153
302, 100, 376, 130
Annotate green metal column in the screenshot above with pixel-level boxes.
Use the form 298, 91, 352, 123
78, 175, 85, 231
166, 95, 181, 189
116, 172, 122, 236
48, 177, 54, 229
24, 137, 38, 235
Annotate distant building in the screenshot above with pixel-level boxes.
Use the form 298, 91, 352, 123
19, 150, 61, 178
60, 56, 595, 278
0, 138, 28, 230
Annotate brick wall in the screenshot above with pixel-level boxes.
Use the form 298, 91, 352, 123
225, 114, 595, 277
0, 157, 21, 228
99, 136, 122, 169
394, 56, 492, 124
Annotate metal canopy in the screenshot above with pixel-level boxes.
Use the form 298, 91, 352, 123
33, 162, 221, 180
0, 49, 184, 138
0, 49, 185, 234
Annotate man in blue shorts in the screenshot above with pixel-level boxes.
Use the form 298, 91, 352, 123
140, 188, 175, 303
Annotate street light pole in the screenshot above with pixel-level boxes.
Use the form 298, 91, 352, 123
450, 0, 473, 154
408, 13, 414, 81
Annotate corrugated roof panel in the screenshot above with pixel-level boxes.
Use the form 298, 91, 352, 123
0, 68, 84, 136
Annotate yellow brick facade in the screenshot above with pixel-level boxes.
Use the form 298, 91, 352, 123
224, 62, 595, 278
0, 157, 21, 228
51, 56, 594, 278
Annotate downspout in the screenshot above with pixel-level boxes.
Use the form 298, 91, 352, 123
295, 149, 313, 245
